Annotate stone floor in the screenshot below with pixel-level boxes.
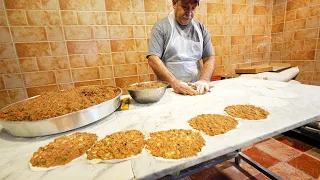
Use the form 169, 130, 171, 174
185, 132, 320, 180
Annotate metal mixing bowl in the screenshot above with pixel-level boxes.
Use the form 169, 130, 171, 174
127, 81, 169, 104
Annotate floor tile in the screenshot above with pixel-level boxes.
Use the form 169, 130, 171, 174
189, 165, 229, 180
288, 154, 320, 179
255, 139, 302, 161
243, 147, 280, 168
269, 162, 312, 180
245, 173, 270, 180
274, 135, 313, 152
306, 148, 320, 160
215, 161, 257, 180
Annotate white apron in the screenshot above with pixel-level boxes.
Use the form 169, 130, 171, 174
162, 12, 203, 83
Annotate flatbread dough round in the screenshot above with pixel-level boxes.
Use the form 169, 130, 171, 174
146, 129, 205, 160
224, 104, 270, 120
86, 130, 145, 163
188, 114, 238, 136
29, 132, 98, 171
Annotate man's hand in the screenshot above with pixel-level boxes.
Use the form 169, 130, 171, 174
171, 80, 198, 96
193, 80, 209, 94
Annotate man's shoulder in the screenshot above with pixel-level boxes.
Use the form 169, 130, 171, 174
153, 17, 170, 30
192, 19, 206, 32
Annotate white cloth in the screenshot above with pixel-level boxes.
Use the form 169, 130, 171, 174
239, 66, 300, 82
162, 12, 203, 83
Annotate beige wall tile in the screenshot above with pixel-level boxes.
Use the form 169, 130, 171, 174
252, 25, 265, 34
0, 59, 19, 74
114, 64, 137, 77
99, 66, 113, 78
291, 50, 315, 60
96, 40, 111, 53
296, 7, 312, 19
46, 26, 64, 41
285, 19, 306, 31
102, 54, 112, 65
74, 80, 101, 87
91, 0, 106, 11
306, 16, 320, 28
207, 3, 230, 14
0, 90, 10, 109
0, 27, 11, 42
121, 12, 145, 25
311, 5, 320, 16
132, 0, 144, 12
145, 13, 158, 25
0, 43, 16, 59
231, 25, 245, 35
11, 27, 47, 42
112, 52, 126, 65
135, 39, 148, 51
134, 26, 146, 38
101, 78, 115, 86
37, 56, 69, 71
110, 39, 135, 52
61, 11, 78, 25
0, 10, 7, 26
8, 88, 27, 103
41, 0, 60, 10
139, 75, 151, 82
67, 41, 97, 54
6, 10, 28, 26
84, 54, 105, 67
26, 11, 61, 25
115, 76, 138, 88
69, 55, 85, 68
287, 0, 309, 11
19, 58, 38, 72
15, 42, 50, 57
77, 12, 106, 25
272, 3, 285, 15
50, 42, 67, 56
72, 67, 100, 81
301, 61, 315, 71
231, 36, 246, 45
208, 25, 223, 35
106, 12, 120, 25
3, 74, 23, 88
109, 26, 134, 39
232, 4, 247, 14
4, 0, 41, 9
144, 0, 166, 12
283, 41, 304, 50
58, 83, 74, 90
23, 71, 56, 87
314, 72, 320, 81
59, 0, 91, 10
26, 85, 58, 97
64, 26, 93, 40
254, 6, 268, 15
94, 26, 109, 39
137, 63, 149, 74
295, 71, 313, 81
315, 61, 320, 71
55, 69, 72, 83
274, 14, 284, 24
125, 52, 140, 63
285, 10, 296, 21
294, 29, 318, 40
304, 39, 317, 50
106, 0, 131, 11
0, 76, 5, 90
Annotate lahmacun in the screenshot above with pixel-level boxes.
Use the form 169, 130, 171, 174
30, 132, 98, 170
224, 104, 270, 120
146, 129, 205, 160
0, 85, 121, 121
188, 114, 238, 136
86, 130, 145, 162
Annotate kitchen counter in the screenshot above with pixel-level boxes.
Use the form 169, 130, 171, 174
1, 78, 320, 180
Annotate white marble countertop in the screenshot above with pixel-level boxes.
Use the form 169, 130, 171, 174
1, 78, 320, 180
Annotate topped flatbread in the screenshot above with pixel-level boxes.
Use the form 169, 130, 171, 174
224, 104, 270, 120
86, 130, 145, 163
188, 114, 238, 136
146, 129, 205, 160
29, 132, 98, 171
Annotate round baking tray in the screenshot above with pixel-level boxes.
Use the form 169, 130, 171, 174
0, 88, 122, 137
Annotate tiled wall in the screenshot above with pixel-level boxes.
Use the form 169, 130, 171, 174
0, 0, 278, 109
270, 0, 320, 85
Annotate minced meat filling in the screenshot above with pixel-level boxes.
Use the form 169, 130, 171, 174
188, 114, 238, 136
0, 85, 121, 121
224, 105, 270, 120
127, 82, 167, 90
30, 132, 98, 168
146, 129, 205, 159
86, 130, 145, 160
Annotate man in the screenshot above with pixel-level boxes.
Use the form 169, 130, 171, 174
147, 0, 215, 95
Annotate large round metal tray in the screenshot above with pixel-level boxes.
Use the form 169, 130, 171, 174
0, 87, 122, 137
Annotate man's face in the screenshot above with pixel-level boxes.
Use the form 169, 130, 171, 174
173, 0, 198, 25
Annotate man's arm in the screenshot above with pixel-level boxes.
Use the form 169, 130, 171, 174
148, 55, 198, 95
199, 56, 215, 81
